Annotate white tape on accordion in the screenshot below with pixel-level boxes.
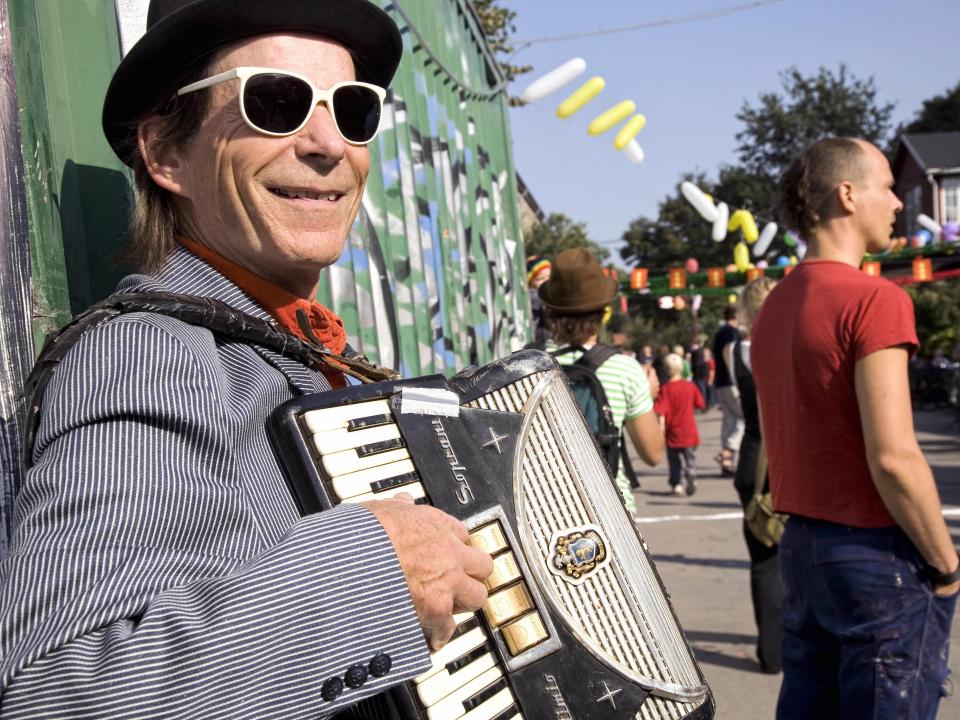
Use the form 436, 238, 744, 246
399, 387, 461, 417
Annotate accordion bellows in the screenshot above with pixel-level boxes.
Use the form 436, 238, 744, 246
270, 350, 714, 720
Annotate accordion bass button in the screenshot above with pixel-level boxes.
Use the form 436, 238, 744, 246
500, 611, 548, 656
468, 523, 508, 555
483, 552, 522, 591
482, 583, 533, 627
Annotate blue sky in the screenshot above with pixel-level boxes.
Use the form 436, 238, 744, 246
505, 0, 960, 262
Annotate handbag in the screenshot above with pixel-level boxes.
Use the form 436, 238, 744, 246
744, 491, 787, 548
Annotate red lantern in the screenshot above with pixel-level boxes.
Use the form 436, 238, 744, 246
629, 268, 648, 290
602, 267, 619, 283
861, 261, 881, 277
668, 267, 687, 290
912, 257, 933, 282
707, 267, 725, 288
619, 295, 628, 314
746, 267, 765, 282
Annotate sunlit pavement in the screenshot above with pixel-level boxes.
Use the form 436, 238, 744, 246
627, 406, 960, 720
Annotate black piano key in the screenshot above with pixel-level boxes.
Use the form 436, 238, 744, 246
490, 704, 521, 720
462, 677, 509, 712
445, 644, 491, 675
347, 414, 393, 431
370, 472, 420, 493
356, 437, 405, 457
452, 615, 481, 637
414, 496, 430, 505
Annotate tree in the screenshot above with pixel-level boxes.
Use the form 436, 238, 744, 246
899, 81, 960, 135
735, 65, 894, 181
470, 0, 532, 105
524, 212, 608, 260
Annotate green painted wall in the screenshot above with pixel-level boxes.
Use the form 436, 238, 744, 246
12, 0, 529, 376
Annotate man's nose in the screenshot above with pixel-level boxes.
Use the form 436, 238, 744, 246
294, 101, 347, 163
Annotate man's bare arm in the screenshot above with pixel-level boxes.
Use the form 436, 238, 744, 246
855, 346, 959, 596
625, 410, 665, 467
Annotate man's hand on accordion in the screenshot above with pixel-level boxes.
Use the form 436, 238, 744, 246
363, 494, 494, 650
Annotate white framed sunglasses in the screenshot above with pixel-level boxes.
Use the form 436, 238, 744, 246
177, 66, 386, 145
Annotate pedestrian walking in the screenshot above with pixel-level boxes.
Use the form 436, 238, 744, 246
655, 354, 705, 496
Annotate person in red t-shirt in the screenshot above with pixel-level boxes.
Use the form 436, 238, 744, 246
654, 354, 705, 496
752, 137, 958, 720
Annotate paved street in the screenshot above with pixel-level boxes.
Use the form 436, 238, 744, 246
627, 407, 960, 720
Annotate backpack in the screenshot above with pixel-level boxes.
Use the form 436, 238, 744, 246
549, 344, 621, 476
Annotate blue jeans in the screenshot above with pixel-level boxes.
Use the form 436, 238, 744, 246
777, 516, 957, 720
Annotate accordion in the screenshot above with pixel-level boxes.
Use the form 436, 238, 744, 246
270, 350, 714, 720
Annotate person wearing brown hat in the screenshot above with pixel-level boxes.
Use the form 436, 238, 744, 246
538, 248, 664, 515
0, 2, 492, 718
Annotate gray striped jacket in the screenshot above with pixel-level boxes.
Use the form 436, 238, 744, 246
0, 246, 430, 718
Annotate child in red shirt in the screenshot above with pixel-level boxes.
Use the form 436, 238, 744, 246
654, 354, 705, 495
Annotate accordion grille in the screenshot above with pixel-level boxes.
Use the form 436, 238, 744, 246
470, 371, 705, 719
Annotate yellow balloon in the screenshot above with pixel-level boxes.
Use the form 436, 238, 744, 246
588, 100, 636, 136
741, 210, 759, 243
727, 209, 745, 232
613, 113, 647, 149
734, 242, 750, 272
727, 293, 738, 304
602, 305, 613, 324
789, 255, 799, 266
556, 77, 606, 119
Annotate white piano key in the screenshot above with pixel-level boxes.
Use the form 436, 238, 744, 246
415, 626, 487, 684
311, 422, 402, 455
426, 666, 504, 720
321, 446, 410, 478
330, 459, 418, 500
461, 686, 517, 720
302, 400, 392, 433
416, 650, 496, 707
347, 481, 426, 504
453, 611, 475, 626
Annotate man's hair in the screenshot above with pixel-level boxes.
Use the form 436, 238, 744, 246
121, 62, 213, 273
777, 137, 867, 240
665, 353, 684, 378
723, 304, 738, 321
738, 276, 777, 336
545, 309, 604, 345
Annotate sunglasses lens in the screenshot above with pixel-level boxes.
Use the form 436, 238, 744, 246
243, 73, 314, 134
332, 84, 382, 143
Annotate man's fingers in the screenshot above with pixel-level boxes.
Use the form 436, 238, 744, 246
393, 492, 415, 504
461, 544, 494, 581
427, 616, 457, 651
452, 575, 488, 614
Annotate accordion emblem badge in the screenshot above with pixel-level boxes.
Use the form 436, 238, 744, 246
549, 526, 611, 583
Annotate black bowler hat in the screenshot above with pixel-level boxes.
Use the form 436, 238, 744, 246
102, 0, 403, 164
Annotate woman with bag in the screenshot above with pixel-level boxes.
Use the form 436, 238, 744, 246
723, 277, 783, 674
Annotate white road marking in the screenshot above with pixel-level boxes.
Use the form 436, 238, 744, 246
634, 507, 960, 524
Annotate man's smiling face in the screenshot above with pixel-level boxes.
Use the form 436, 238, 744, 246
172, 33, 369, 297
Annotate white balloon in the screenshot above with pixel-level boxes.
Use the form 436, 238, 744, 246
680, 181, 719, 223
625, 139, 645, 164
712, 202, 729, 242
796, 240, 807, 259
753, 222, 778, 257
692, 294, 703, 313
917, 213, 942, 237
519, 58, 587, 103
658, 296, 675, 310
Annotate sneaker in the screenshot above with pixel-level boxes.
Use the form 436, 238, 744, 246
685, 479, 697, 496
671, 484, 686, 496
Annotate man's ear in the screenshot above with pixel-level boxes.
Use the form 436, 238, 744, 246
138, 117, 191, 198
836, 180, 857, 214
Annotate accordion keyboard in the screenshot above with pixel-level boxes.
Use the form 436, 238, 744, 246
303, 400, 524, 720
